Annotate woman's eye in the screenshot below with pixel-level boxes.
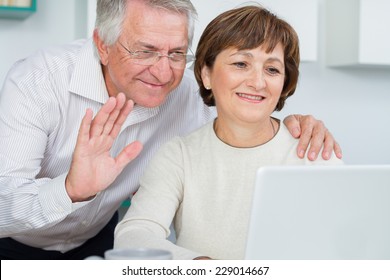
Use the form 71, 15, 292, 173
266, 67, 281, 75
232, 62, 247, 69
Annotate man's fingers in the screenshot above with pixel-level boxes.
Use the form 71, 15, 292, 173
333, 141, 343, 159
295, 117, 317, 159
89, 96, 117, 137
102, 93, 127, 135
319, 130, 333, 160
110, 99, 134, 138
115, 141, 143, 170
76, 108, 93, 146
306, 120, 326, 161
283, 114, 302, 138
320, 131, 343, 160
296, 130, 312, 159
285, 114, 343, 161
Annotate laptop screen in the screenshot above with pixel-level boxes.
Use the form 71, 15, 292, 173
245, 165, 390, 259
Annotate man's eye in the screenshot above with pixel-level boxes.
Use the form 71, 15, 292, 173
136, 50, 155, 58
171, 51, 185, 56
169, 53, 187, 62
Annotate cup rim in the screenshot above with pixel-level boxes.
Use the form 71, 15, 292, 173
104, 247, 173, 260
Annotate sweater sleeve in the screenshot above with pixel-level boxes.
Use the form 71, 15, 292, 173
114, 138, 204, 260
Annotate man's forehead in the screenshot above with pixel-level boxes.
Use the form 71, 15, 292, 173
123, 14, 189, 50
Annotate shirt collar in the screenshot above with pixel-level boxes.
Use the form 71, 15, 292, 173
69, 39, 108, 104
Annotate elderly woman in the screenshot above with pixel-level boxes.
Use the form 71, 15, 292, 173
114, 5, 343, 260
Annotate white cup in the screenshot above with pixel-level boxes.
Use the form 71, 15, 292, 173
85, 248, 173, 260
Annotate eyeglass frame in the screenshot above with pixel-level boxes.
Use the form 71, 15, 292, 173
118, 42, 195, 69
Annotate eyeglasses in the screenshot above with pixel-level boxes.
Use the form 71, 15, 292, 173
119, 42, 194, 69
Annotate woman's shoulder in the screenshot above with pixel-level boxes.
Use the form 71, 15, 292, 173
271, 120, 299, 145
272, 121, 344, 165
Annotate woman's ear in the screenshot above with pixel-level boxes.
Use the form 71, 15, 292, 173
93, 29, 109, 65
201, 66, 211, 89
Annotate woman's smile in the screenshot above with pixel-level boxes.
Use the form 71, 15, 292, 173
236, 92, 265, 103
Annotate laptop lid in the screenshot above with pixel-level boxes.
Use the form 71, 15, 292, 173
244, 165, 390, 259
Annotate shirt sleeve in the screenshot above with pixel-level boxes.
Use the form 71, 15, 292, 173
0, 61, 83, 237
114, 138, 203, 260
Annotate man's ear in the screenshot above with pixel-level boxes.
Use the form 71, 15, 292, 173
93, 29, 109, 65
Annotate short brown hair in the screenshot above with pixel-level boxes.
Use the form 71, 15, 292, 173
194, 5, 300, 111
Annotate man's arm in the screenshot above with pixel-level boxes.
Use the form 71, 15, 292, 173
283, 114, 342, 161
0, 72, 70, 236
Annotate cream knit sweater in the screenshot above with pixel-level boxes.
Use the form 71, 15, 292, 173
114, 120, 343, 259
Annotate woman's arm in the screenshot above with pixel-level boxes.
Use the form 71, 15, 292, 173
114, 139, 204, 260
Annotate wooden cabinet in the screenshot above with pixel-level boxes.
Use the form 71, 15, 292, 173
326, 0, 390, 67
0, 0, 36, 20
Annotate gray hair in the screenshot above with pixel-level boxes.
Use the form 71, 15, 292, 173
95, 0, 198, 47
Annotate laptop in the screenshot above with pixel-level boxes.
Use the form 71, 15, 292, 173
244, 165, 390, 259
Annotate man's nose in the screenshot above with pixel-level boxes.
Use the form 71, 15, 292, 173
149, 56, 174, 83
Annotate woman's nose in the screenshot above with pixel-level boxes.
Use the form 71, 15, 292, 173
246, 69, 266, 91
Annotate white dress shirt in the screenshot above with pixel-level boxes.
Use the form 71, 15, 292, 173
0, 39, 215, 252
